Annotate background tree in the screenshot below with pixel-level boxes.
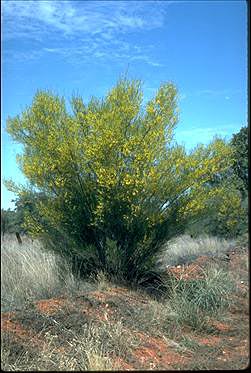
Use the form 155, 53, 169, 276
231, 126, 248, 197
6, 77, 237, 288
1, 184, 48, 238
1, 209, 16, 237
186, 126, 248, 239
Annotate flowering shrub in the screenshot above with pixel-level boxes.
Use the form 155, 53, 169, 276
6, 78, 237, 285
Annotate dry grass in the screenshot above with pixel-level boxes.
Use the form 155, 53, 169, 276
1, 234, 95, 312
157, 234, 236, 268
1, 319, 133, 371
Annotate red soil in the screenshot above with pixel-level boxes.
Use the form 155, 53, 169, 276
35, 298, 66, 315
1, 312, 44, 348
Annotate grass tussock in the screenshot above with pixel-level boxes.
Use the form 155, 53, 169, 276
143, 271, 233, 335
1, 234, 95, 312
157, 234, 236, 267
91, 270, 113, 292
164, 265, 235, 331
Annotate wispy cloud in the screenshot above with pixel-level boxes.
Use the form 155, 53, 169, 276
3, 0, 167, 67
130, 55, 164, 67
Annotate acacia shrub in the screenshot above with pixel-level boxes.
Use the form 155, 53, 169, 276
6, 78, 236, 287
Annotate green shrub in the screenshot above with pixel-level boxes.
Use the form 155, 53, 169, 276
6, 77, 236, 287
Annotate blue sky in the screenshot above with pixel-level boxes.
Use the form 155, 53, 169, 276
2, 0, 247, 210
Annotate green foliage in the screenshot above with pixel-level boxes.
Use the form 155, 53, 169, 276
186, 126, 248, 239
229, 126, 248, 237
192, 183, 246, 239
1, 187, 47, 237
6, 77, 235, 285
1, 209, 18, 235
231, 126, 248, 196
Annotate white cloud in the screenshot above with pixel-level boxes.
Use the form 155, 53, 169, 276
2, 0, 166, 67
130, 55, 164, 67
3, 0, 167, 39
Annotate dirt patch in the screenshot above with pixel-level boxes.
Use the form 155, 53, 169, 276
113, 356, 135, 370
130, 332, 190, 369
168, 250, 248, 282
196, 335, 222, 347
35, 298, 67, 315
1, 312, 46, 351
210, 320, 231, 333
168, 255, 215, 280
168, 263, 204, 280
132, 345, 187, 369
88, 290, 109, 302
106, 287, 149, 305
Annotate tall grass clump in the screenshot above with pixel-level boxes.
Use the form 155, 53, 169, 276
1, 234, 90, 312
157, 234, 236, 268
165, 265, 235, 330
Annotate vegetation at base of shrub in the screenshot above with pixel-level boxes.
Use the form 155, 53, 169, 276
91, 270, 113, 292
130, 264, 235, 335
1, 235, 96, 312
100, 263, 235, 338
